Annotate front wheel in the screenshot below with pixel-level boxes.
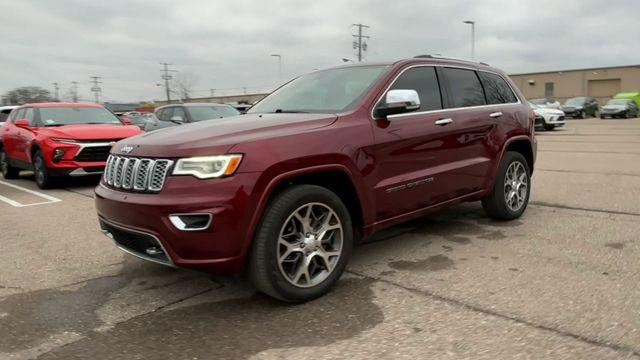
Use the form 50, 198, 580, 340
482, 151, 531, 220
249, 185, 353, 302
0, 148, 20, 179
544, 124, 555, 131
33, 150, 55, 189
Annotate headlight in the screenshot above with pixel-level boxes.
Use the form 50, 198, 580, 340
172, 154, 243, 179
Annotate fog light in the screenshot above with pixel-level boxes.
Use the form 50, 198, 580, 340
53, 148, 65, 163
169, 213, 212, 231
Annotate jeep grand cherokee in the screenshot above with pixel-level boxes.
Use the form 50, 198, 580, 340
95, 56, 536, 302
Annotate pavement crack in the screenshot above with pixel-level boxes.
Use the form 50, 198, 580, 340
530, 201, 640, 218
347, 269, 640, 357
62, 188, 95, 199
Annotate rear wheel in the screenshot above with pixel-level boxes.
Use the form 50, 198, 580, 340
249, 185, 353, 302
482, 151, 531, 220
33, 150, 55, 189
0, 148, 20, 179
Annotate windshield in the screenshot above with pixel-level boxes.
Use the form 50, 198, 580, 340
606, 99, 630, 106
564, 97, 585, 106
248, 66, 388, 114
188, 106, 240, 122
529, 99, 548, 105
528, 102, 541, 109
39, 107, 122, 126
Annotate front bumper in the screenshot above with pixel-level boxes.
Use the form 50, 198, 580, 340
94, 172, 261, 274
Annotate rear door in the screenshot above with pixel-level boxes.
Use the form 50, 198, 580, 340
3, 108, 25, 160
14, 107, 36, 162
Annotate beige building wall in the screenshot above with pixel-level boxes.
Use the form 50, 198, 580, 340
509, 65, 640, 105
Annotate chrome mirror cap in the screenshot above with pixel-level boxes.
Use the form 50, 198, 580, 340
386, 89, 421, 110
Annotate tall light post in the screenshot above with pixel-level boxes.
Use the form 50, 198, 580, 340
270, 54, 282, 80
463, 20, 475, 60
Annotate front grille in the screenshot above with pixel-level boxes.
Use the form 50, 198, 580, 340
558, 115, 565, 121
100, 219, 171, 265
104, 155, 173, 192
75, 146, 112, 161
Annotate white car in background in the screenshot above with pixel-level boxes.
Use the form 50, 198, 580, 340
0, 105, 18, 124
530, 97, 562, 110
529, 102, 566, 131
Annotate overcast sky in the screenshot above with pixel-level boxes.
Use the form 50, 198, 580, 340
1, 0, 638, 102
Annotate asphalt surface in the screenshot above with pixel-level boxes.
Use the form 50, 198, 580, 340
1, 118, 639, 359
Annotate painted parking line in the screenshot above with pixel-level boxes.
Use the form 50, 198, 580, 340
0, 180, 62, 207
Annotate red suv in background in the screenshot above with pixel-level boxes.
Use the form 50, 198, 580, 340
96, 56, 536, 302
0, 103, 143, 188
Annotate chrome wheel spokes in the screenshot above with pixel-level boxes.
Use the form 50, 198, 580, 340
504, 161, 528, 212
277, 202, 343, 288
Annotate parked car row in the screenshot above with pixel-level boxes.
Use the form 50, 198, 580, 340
530, 92, 640, 121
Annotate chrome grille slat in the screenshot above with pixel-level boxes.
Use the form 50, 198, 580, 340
103, 155, 172, 193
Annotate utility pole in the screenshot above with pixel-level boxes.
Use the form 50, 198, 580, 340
463, 20, 476, 60
71, 81, 79, 102
159, 62, 177, 103
243, 87, 247, 95
52, 83, 59, 101
352, 23, 370, 62
270, 54, 282, 80
89, 76, 103, 103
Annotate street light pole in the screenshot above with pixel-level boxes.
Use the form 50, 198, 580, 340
270, 54, 282, 80
463, 20, 475, 60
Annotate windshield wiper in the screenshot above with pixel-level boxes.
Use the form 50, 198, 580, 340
272, 109, 309, 113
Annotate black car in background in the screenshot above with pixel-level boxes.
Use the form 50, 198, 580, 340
562, 97, 598, 118
145, 103, 241, 131
600, 99, 639, 119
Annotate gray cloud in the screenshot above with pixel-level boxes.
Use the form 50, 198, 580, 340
0, 0, 638, 102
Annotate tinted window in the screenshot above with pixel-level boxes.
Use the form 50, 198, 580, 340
172, 107, 187, 121
23, 108, 35, 125
478, 72, 518, 104
14, 108, 26, 120
442, 68, 486, 108
157, 107, 173, 122
381, 66, 442, 112
0, 109, 12, 122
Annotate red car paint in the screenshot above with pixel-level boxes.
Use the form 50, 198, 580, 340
95, 58, 536, 274
1, 103, 143, 176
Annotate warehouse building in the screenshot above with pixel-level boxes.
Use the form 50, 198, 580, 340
510, 64, 640, 105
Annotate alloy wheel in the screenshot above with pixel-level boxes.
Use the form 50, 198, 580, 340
0, 151, 7, 175
277, 202, 343, 288
34, 156, 45, 184
503, 161, 528, 212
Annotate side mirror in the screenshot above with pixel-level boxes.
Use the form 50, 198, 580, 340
170, 116, 185, 124
375, 89, 421, 118
15, 119, 30, 128
121, 117, 132, 125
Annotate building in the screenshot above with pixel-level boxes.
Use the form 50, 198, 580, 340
509, 65, 640, 105
154, 93, 269, 107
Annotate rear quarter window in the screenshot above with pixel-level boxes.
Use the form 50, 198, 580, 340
478, 72, 518, 104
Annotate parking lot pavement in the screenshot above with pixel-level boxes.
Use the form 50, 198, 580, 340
1, 118, 640, 359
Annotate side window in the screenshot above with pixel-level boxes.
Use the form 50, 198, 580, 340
158, 107, 173, 121
0, 109, 11, 122
23, 108, 35, 125
172, 107, 187, 121
380, 66, 442, 112
478, 72, 518, 104
442, 68, 486, 108
14, 108, 26, 120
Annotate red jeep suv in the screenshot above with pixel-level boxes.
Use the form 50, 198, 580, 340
1, 103, 143, 188
96, 56, 536, 302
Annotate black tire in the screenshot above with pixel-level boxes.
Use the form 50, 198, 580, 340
600, 115, 605, 119
544, 124, 555, 131
249, 184, 353, 303
0, 148, 20, 179
33, 150, 55, 189
482, 151, 531, 220
577, 111, 584, 119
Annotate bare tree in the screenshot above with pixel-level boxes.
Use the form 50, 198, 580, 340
3, 86, 53, 105
173, 70, 198, 100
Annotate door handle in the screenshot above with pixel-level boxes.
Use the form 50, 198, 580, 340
489, 112, 503, 118
435, 118, 453, 126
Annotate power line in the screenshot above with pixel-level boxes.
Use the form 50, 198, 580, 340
159, 62, 177, 103
90, 76, 103, 103
52, 83, 59, 101
352, 23, 370, 62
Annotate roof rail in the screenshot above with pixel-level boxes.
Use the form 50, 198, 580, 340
413, 54, 489, 66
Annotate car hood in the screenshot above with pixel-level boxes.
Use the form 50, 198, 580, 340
38, 124, 142, 140
113, 113, 338, 157
602, 105, 626, 111
534, 108, 564, 116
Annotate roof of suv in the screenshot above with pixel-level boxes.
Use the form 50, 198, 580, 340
328, 56, 494, 72
21, 102, 102, 108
